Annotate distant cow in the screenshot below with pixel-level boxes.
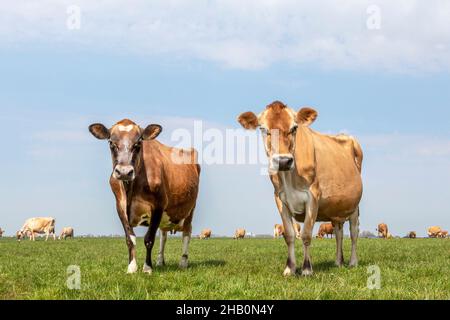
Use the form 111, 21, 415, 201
428, 226, 442, 238
377, 223, 389, 239
0, 228, 4, 238
234, 228, 246, 239
438, 230, 448, 238
17, 217, 56, 241
317, 223, 334, 239
199, 229, 212, 240
59, 227, 74, 240
274, 224, 284, 238
407, 231, 417, 239
293, 222, 301, 240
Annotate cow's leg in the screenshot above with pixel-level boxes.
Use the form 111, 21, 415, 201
280, 204, 296, 277
180, 210, 194, 269
333, 221, 345, 267
301, 197, 318, 277
45, 231, 49, 241
349, 208, 360, 267
110, 178, 138, 274
156, 230, 167, 267
143, 209, 163, 274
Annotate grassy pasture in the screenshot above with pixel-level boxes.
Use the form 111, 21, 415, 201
0, 237, 448, 300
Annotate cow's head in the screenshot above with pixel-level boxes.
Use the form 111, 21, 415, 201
238, 101, 317, 172
89, 119, 162, 181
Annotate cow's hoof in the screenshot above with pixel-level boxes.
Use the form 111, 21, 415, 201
142, 263, 153, 274
301, 268, 313, 277
156, 259, 165, 267
283, 266, 296, 277
179, 260, 188, 269
349, 260, 358, 268
127, 259, 138, 274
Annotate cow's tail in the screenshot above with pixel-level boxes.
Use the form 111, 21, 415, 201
350, 136, 363, 173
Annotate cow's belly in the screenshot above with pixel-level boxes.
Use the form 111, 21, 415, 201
129, 202, 186, 232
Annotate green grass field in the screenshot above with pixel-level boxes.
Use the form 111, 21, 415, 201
0, 237, 448, 300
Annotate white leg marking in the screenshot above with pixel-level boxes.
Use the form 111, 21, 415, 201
283, 266, 295, 277
130, 235, 137, 246
127, 258, 138, 274
142, 262, 153, 274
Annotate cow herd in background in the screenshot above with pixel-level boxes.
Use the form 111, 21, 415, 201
0, 220, 447, 241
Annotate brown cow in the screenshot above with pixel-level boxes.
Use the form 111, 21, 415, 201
59, 227, 74, 240
199, 228, 212, 240
317, 223, 334, 239
89, 119, 200, 274
274, 224, 284, 238
377, 223, 389, 239
428, 226, 442, 238
0, 228, 4, 238
407, 231, 417, 239
438, 230, 448, 238
238, 101, 363, 276
234, 228, 246, 239
17, 217, 56, 241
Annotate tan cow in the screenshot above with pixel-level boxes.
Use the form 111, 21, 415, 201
199, 228, 212, 240
377, 223, 389, 239
234, 228, 246, 239
317, 223, 334, 239
59, 227, 74, 240
407, 231, 417, 239
89, 119, 200, 274
274, 224, 284, 238
438, 230, 448, 238
238, 101, 363, 276
17, 217, 56, 241
428, 226, 442, 238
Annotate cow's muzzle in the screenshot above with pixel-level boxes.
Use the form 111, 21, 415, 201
271, 155, 294, 172
113, 165, 135, 181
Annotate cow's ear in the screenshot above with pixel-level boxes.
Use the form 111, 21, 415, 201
89, 123, 110, 140
142, 124, 162, 140
297, 107, 318, 126
237, 112, 259, 130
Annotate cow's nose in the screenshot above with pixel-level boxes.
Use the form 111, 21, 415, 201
114, 165, 135, 180
272, 156, 294, 171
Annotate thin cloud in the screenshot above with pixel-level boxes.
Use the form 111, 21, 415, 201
1, 1, 450, 72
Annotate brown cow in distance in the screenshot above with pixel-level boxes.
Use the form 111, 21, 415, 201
427, 226, 442, 238
407, 231, 417, 239
234, 228, 246, 239
274, 224, 284, 238
377, 223, 389, 239
438, 230, 448, 238
89, 119, 201, 274
17, 217, 56, 241
199, 229, 212, 240
59, 227, 74, 240
0, 228, 4, 238
317, 223, 334, 239
238, 101, 363, 276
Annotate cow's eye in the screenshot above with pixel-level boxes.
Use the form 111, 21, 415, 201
289, 126, 298, 134
109, 141, 118, 150
132, 143, 141, 151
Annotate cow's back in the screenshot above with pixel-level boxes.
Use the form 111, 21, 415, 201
24, 217, 54, 232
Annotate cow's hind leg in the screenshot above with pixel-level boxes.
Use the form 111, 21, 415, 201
143, 209, 163, 274
156, 230, 167, 267
333, 222, 344, 267
179, 209, 194, 269
349, 208, 360, 267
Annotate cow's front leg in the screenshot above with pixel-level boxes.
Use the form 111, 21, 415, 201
301, 193, 319, 276
110, 178, 137, 274
143, 209, 163, 274
280, 202, 296, 277
156, 230, 167, 267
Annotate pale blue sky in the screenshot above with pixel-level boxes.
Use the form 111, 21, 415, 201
1, 1, 449, 237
